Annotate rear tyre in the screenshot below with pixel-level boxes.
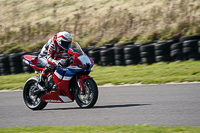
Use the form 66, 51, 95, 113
75, 78, 98, 108
23, 76, 47, 110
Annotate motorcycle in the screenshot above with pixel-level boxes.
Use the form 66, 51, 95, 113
23, 42, 98, 110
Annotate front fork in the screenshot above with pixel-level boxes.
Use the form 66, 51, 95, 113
76, 75, 92, 94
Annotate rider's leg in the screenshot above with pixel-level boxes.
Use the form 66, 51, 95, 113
38, 65, 52, 88
37, 57, 49, 89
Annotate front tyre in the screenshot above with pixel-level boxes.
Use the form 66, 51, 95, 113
75, 78, 98, 108
23, 76, 47, 110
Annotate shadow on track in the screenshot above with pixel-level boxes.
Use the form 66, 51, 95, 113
94, 104, 150, 109
43, 103, 150, 111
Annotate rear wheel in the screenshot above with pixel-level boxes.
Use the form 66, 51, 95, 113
75, 78, 98, 108
23, 76, 47, 110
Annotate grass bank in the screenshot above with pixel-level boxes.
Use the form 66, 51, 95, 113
0, 61, 200, 90
1, 0, 200, 53
0, 125, 200, 133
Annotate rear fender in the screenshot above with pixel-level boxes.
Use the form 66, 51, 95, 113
77, 75, 92, 92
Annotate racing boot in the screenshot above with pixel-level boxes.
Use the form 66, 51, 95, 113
37, 65, 51, 91
33, 74, 47, 95
38, 74, 46, 90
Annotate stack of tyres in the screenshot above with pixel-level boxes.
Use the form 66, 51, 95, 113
114, 42, 134, 66
9, 53, 23, 74
88, 47, 102, 65
183, 40, 199, 60
155, 40, 174, 62
114, 47, 125, 66
170, 42, 183, 61
0, 54, 10, 75
100, 48, 115, 66
124, 45, 140, 65
180, 35, 200, 60
140, 44, 155, 64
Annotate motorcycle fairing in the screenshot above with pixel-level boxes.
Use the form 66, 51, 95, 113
53, 66, 83, 82
23, 55, 44, 71
43, 78, 74, 103
78, 55, 92, 67
43, 65, 85, 103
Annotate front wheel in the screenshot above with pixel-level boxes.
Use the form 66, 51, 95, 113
23, 76, 47, 110
75, 78, 98, 108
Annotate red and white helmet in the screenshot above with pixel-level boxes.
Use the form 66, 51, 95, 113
57, 31, 72, 50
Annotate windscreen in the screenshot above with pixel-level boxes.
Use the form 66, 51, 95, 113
69, 42, 85, 55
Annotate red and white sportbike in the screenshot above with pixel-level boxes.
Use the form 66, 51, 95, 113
23, 42, 98, 110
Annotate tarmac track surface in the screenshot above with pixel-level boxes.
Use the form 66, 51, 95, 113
0, 83, 200, 127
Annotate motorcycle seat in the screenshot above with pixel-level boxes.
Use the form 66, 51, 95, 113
36, 64, 45, 68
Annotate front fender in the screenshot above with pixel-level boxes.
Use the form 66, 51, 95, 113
79, 75, 93, 80
78, 75, 92, 92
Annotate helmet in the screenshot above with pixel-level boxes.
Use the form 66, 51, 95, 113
56, 31, 72, 50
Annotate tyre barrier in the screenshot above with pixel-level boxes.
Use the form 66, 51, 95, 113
182, 40, 199, 60
124, 45, 140, 65
2, 35, 200, 75
100, 48, 115, 66
114, 47, 125, 66
0, 54, 10, 75
9, 53, 25, 74
140, 44, 155, 64
155, 40, 175, 62
170, 43, 183, 61
88, 47, 102, 65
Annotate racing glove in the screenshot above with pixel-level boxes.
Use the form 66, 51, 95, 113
58, 59, 68, 67
58, 57, 73, 67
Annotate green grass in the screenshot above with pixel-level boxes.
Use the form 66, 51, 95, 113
0, 125, 200, 133
0, 73, 36, 90
1, 61, 200, 90
91, 61, 200, 85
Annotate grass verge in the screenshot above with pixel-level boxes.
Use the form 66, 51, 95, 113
92, 61, 200, 85
1, 61, 200, 90
0, 125, 200, 133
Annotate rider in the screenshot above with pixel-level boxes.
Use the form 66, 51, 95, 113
37, 31, 72, 89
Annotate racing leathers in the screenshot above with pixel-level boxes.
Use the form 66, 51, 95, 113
38, 35, 70, 78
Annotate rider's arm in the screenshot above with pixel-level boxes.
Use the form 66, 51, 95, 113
47, 43, 58, 65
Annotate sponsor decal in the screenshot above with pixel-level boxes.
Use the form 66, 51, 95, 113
45, 100, 61, 103
63, 76, 72, 81
59, 96, 72, 102
67, 66, 82, 70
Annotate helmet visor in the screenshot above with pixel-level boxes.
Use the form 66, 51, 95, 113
61, 40, 71, 48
